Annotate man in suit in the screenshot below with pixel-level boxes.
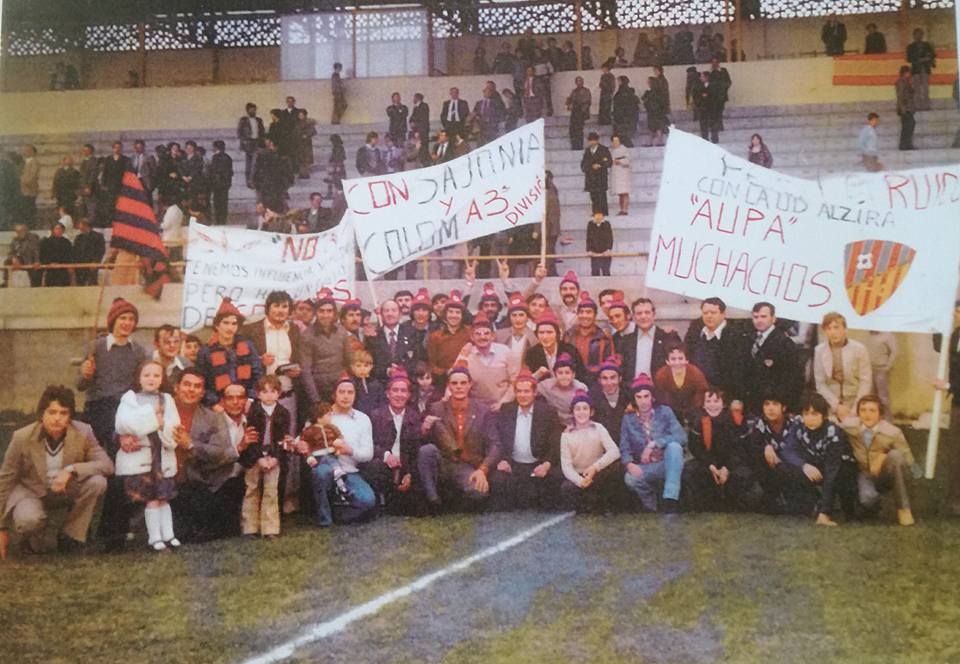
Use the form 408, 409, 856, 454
208, 140, 233, 226
98, 141, 130, 225
741, 302, 802, 415
305, 192, 334, 233
0, 386, 112, 558
130, 140, 157, 205
278, 96, 302, 160
19, 144, 40, 227
410, 93, 431, 163
356, 131, 384, 176
813, 312, 872, 419
170, 370, 246, 542
366, 299, 418, 380
237, 102, 265, 188
440, 87, 470, 140
253, 137, 290, 213
491, 369, 562, 510
367, 369, 423, 514
51, 154, 81, 214
386, 92, 409, 147
581, 132, 611, 216
620, 298, 681, 382
496, 292, 538, 378
418, 365, 501, 508
566, 76, 592, 150
78, 143, 100, 223
432, 129, 453, 164
707, 58, 732, 129
683, 297, 745, 403
933, 300, 960, 516
472, 83, 504, 146
180, 140, 206, 198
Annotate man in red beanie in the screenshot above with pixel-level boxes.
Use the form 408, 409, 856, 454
525, 311, 586, 384
426, 290, 472, 388
455, 312, 513, 411
77, 297, 149, 549
564, 291, 614, 381
496, 292, 538, 377
195, 297, 265, 406
557, 270, 581, 332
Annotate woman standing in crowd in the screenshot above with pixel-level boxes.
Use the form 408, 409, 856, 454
609, 135, 631, 216
747, 133, 773, 168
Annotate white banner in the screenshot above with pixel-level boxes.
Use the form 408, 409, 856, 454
180, 220, 356, 331
646, 130, 960, 333
345, 120, 546, 279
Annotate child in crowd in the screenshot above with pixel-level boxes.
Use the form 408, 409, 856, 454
537, 353, 588, 425
782, 392, 857, 526
654, 342, 709, 426
747, 392, 809, 515
559, 391, 621, 512
181, 335, 201, 364
350, 349, 384, 416
240, 375, 292, 539
586, 211, 613, 276
114, 360, 181, 552
412, 361, 442, 416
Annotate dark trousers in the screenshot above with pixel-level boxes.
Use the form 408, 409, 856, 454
681, 460, 763, 513
598, 94, 612, 125
22, 195, 36, 227
569, 113, 587, 150
171, 477, 243, 542
589, 189, 609, 216
489, 462, 562, 511
700, 113, 720, 144
417, 444, 488, 506
359, 458, 425, 516
791, 459, 857, 518
898, 112, 916, 150
212, 187, 230, 225
244, 151, 257, 186
945, 405, 960, 515
558, 463, 622, 513
755, 462, 814, 515
590, 256, 611, 276
83, 396, 131, 543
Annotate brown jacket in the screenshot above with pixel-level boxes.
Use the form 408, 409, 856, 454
840, 417, 915, 476
0, 422, 114, 522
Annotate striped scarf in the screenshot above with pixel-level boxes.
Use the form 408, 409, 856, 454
207, 336, 256, 393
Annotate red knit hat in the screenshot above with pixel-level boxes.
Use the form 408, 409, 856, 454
598, 354, 623, 375
411, 287, 432, 311
341, 298, 362, 312
560, 270, 580, 288
444, 289, 466, 312
106, 297, 139, 333
607, 293, 630, 314
448, 359, 471, 380
535, 310, 562, 334
479, 282, 500, 305
630, 373, 656, 396
571, 390, 593, 408
507, 292, 528, 314
213, 297, 244, 327
334, 371, 355, 389
577, 290, 597, 311
471, 311, 495, 330
513, 367, 538, 387
554, 352, 576, 370
386, 365, 411, 386
316, 287, 336, 307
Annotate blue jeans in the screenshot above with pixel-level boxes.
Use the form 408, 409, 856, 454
623, 442, 684, 511
309, 457, 377, 527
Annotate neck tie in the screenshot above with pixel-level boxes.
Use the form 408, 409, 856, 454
388, 330, 397, 355
263, 415, 272, 453
751, 331, 764, 358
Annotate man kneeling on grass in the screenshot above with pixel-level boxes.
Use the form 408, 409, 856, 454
840, 395, 916, 526
0, 386, 113, 558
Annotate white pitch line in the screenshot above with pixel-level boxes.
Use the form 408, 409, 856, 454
239, 511, 574, 664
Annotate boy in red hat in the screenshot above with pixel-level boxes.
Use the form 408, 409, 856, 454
426, 290, 472, 388
196, 297, 264, 406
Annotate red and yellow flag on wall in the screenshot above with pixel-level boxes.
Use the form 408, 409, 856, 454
833, 50, 957, 86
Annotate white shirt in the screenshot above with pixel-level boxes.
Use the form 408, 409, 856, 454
329, 409, 374, 474
224, 413, 247, 477
248, 116, 260, 139
161, 204, 185, 243
105, 333, 131, 351
264, 319, 293, 392
754, 325, 775, 348
152, 350, 189, 379
387, 407, 405, 459
447, 99, 459, 121
701, 319, 727, 341
635, 327, 655, 378
512, 406, 536, 463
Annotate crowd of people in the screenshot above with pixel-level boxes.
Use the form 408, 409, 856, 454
6, 264, 957, 559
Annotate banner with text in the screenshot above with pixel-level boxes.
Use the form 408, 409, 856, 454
344, 120, 546, 279
180, 220, 356, 331
646, 129, 960, 333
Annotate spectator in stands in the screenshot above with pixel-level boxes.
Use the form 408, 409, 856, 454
208, 140, 233, 226
331, 63, 347, 124
584, 211, 613, 278
419, 365, 501, 509
620, 298, 682, 382
693, 71, 723, 144
741, 302, 802, 414
410, 93, 430, 158
441, 87, 470, 140
431, 129, 452, 164
521, 66, 545, 122
51, 155, 80, 216
472, 82, 504, 145
581, 45, 594, 70
19, 144, 40, 227
864, 23, 887, 54
237, 102, 265, 189
598, 64, 615, 125
608, 135, 631, 215
300, 289, 354, 405
131, 140, 156, 206
181, 140, 206, 198
782, 393, 857, 526
295, 109, 316, 179
695, 34, 714, 64
304, 192, 332, 233
864, 331, 897, 415
356, 131, 384, 177
840, 395, 915, 526
492, 43, 515, 74
558, 391, 620, 512
403, 128, 423, 172
813, 312, 872, 419
325, 134, 346, 196
7, 222, 40, 287
566, 76, 592, 151
632, 32, 657, 67
559, 40, 578, 71
581, 132, 612, 216
71, 218, 104, 286
895, 66, 917, 151
38, 222, 72, 287
501, 88, 522, 132
383, 135, 404, 174
821, 15, 847, 56
534, 48, 555, 117
472, 46, 489, 75
621, 373, 686, 513
684, 388, 761, 512
642, 77, 669, 147
386, 92, 409, 148
906, 28, 935, 111
254, 137, 291, 212
672, 29, 695, 65
858, 112, 884, 172
0, 152, 20, 230
708, 58, 732, 127
0, 385, 112, 557
654, 343, 709, 424
612, 76, 640, 148
747, 133, 773, 167
450, 130, 470, 159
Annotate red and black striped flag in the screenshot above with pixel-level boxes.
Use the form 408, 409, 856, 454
110, 170, 170, 298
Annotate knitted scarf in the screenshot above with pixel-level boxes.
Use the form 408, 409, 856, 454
794, 421, 853, 464
207, 335, 256, 393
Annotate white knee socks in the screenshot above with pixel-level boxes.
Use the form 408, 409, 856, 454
159, 503, 180, 548
144, 506, 163, 549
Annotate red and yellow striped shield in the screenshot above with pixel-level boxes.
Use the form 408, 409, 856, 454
844, 240, 916, 316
